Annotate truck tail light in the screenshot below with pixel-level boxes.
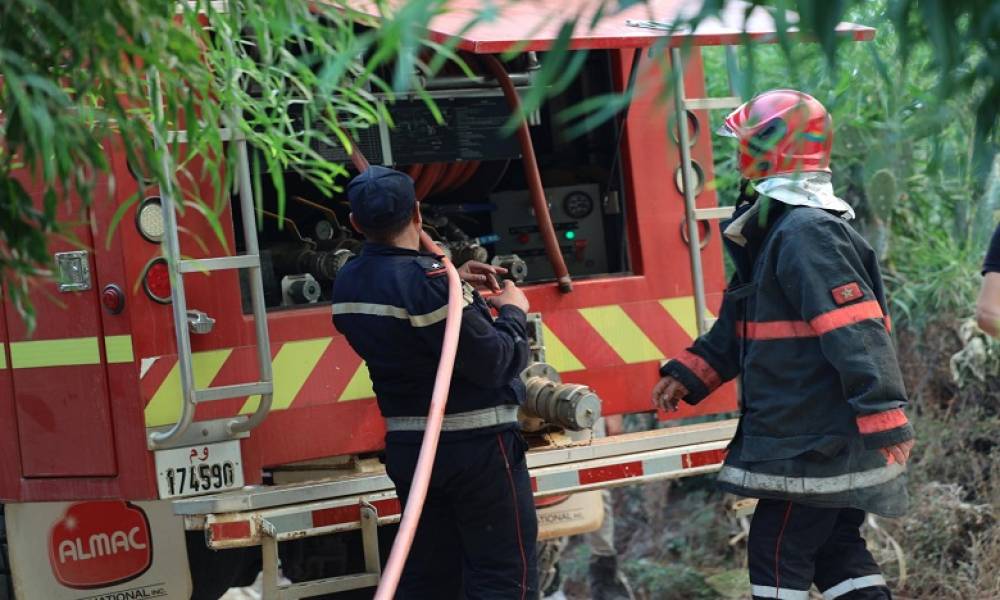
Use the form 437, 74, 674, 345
142, 258, 172, 303
136, 196, 164, 243
101, 284, 125, 314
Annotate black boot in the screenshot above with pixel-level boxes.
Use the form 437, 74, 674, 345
589, 555, 634, 600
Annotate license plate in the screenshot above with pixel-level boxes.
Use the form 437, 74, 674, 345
155, 440, 244, 499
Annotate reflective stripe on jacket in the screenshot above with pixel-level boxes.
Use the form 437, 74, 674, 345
332, 243, 530, 442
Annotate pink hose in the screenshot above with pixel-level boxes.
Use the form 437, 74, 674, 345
373, 229, 464, 600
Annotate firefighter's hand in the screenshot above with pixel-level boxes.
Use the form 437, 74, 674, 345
651, 375, 688, 412
488, 280, 529, 313
880, 439, 915, 465
458, 260, 507, 293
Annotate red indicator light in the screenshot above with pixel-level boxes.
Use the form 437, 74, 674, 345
143, 258, 172, 303
101, 285, 125, 314
518, 234, 530, 244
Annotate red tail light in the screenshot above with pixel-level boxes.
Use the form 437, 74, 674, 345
142, 258, 172, 304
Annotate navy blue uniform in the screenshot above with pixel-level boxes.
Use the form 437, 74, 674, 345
332, 242, 538, 599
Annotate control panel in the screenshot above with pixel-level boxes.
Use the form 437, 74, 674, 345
290, 94, 520, 166
490, 184, 607, 282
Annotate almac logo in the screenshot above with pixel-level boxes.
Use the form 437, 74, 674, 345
47, 501, 153, 589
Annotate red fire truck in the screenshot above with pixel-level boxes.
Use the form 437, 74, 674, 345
0, 2, 873, 598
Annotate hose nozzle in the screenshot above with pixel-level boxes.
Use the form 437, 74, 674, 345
521, 363, 601, 431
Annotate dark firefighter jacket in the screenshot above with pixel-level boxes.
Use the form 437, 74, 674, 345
662, 200, 914, 517
331, 242, 530, 443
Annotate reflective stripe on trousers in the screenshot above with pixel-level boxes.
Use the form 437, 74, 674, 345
751, 584, 810, 600
822, 574, 887, 599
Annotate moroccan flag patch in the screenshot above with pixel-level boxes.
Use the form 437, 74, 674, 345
831, 282, 864, 306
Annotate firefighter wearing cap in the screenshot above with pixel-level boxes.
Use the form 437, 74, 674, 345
654, 90, 915, 600
331, 166, 538, 599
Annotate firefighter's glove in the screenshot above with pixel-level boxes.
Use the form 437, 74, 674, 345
651, 375, 688, 412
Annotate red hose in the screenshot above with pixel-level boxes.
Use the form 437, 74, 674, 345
412, 166, 429, 200
348, 137, 370, 172
433, 162, 464, 194
481, 54, 572, 292
373, 229, 463, 600
451, 160, 481, 190
415, 162, 445, 201
405, 163, 424, 181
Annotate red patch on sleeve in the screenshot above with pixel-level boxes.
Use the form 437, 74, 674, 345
831, 282, 864, 306
425, 267, 447, 278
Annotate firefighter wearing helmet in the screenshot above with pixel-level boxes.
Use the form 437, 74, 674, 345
655, 89, 915, 600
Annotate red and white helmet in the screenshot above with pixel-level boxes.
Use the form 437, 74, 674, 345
719, 89, 833, 180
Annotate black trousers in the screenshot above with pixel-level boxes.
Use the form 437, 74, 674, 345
385, 429, 538, 600
749, 499, 891, 600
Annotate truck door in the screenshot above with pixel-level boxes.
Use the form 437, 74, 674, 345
3, 179, 118, 477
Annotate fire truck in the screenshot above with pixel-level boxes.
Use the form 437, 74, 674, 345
0, 2, 874, 598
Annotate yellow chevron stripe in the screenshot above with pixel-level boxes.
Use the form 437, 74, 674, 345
10, 337, 100, 368
541, 324, 584, 372
0, 344, 6, 369
145, 349, 231, 427
339, 362, 375, 401
240, 338, 331, 414
104, 335, 135, 364
660, 297, 714, 340
578, 305, 663, 363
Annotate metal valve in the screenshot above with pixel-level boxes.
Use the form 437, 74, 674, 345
281, 274, 321, 306
491, 254, 528, 283
450, 242, 489, 266
299, 248, 355, 282
520, 363, 602, 431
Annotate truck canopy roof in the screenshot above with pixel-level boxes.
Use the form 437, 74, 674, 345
339, 0, 875, 54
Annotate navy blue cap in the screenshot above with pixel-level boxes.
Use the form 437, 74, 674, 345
347, 166, 416, 229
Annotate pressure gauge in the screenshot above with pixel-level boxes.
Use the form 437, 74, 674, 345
563, 191, 594, 219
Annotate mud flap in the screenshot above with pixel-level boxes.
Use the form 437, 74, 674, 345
536, 490, 604, 540
5, 500, 192, 599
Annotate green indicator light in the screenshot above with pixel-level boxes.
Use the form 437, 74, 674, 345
565, 230, 576, 240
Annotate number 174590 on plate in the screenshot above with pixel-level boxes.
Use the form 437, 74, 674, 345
155, 440, 244, 499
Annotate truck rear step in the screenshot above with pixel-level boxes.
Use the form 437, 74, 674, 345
173, 420, 736, 599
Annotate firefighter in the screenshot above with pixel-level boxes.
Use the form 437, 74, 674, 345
654, 90, 915, 600
331, 166, 538, 599
976, 222, 1000, 337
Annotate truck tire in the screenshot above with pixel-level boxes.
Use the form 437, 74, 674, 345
0, 505, 13, 600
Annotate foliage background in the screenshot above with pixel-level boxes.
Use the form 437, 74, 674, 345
0, 0, 467, 330
3, 0, 1000, 597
